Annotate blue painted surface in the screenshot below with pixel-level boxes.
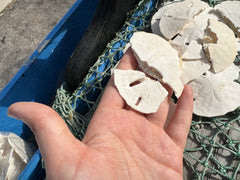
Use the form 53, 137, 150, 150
0, 0, 98, 179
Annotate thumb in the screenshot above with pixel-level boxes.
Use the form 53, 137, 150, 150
8, 102, 86, 178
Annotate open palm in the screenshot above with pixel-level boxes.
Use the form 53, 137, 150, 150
8, 50, 193, 180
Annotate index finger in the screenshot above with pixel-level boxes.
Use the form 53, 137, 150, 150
98, 48, 138, 109
165, 85, 193, 150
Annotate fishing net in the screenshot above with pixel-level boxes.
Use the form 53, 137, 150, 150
52, 0, 240, 179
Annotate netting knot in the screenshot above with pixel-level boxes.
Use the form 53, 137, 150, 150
220, 166, 226, 174
236, 153, 240, 159
201, 142, 207, 149
209, 139, 215, 146
202, 161, 208, 167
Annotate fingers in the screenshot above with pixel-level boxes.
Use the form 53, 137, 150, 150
98, 49, 138, 109
8, 102, 86, 174
146, 87, 173, 128
165, 85, 193, 150
164, 100, 177, 130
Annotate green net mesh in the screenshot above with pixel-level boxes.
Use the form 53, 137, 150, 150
52, 0, 240, 179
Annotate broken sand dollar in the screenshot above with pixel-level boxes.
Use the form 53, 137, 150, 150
114, 69, 168, 114
180, 58, 211, 84
169, 34, 189, 58
130, 31, 183, 98
8, 133, 34, 164
170, 7, 220, 60
189, 64, 240, 117
151, 2, 175, 36
181, 41, 206, 60
215, 1, 240, 38
201, 19, 237, 73
0, 133, 10, 177
159, 0, 209, 40
0, 132, 35, 180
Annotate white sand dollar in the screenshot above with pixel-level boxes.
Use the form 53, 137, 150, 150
114, 69, 168, 114
215, 1, 240, 37
189, 64, 240, 117
8, 133, 34, 164
201, 19, 237, 73
159, 0, 209, 40
130, 31, 183, 98
181, 41, 206, 60
151, 2, 175, 36
180, 58, 211, 84
0, 132, 34, 180
170, 7, 220, 60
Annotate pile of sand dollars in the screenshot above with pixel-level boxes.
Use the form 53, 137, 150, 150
114, 0, 240, 117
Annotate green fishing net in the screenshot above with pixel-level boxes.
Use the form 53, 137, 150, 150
52, 0, 240, 179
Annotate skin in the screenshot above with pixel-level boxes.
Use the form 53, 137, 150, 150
8, 49, 193, 180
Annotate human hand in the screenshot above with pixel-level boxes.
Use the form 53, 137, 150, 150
8, 49, 193, 180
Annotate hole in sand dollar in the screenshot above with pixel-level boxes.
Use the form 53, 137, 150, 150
129, 80, 141, 87
135, 97, 142, 106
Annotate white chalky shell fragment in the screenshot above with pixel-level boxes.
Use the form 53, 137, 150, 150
130, 31, 183, 98
114, 69, 168, 114
215, 1, 240, 37
189, 64, 240, 117
0, 132, 34, 180
0, 134, 10, 179
151, 2, 175, 36
170, 7, 220, 60
8, 133, 34, 164
159, 0, 209, 40
201, 19, 237, 73
181, 41, 206, 60
170, 35, 189, 58
180, 58, 211, 84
